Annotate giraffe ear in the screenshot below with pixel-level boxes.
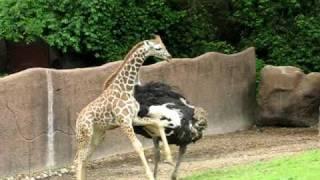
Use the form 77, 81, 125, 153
153, 35, 161, 42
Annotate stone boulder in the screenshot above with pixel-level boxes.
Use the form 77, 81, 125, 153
0, 48, 256, 176
257, 65, 320, 127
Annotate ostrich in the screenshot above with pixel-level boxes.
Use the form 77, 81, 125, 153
134, 82, 208, 180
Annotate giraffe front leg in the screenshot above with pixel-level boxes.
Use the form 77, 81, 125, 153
158, 126, 174, 166
120, 122, 154, 180
133, 117, 174, 166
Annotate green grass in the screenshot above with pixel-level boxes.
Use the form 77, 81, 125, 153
184, 150, 320, 180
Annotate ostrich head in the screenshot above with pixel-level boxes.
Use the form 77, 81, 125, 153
191, 107, 208, 142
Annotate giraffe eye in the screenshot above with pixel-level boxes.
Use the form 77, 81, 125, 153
153, 44, 162, 51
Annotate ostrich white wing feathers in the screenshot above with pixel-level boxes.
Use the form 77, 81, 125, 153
148, 103, 182, 128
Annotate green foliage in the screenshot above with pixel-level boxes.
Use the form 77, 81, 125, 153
0, 0, 319, 77
194, 41, 236, 55
0, 0, 185, 61
166, 0, 320, 79
231, 0, 320, 73
164, 0, 237, 58
0, 0, 236, 62
184, 150, 320, 180
256, 58, 265, 92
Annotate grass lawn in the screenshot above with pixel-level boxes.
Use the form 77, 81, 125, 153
184, 150, 320, 180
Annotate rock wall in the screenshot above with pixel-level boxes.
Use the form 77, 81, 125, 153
257, 65, 320, 127
0, 48, 256, 176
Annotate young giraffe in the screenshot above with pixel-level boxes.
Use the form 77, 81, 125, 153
74, 35, 173, 180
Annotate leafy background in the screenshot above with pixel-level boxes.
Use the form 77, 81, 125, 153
0, 0, 319, 74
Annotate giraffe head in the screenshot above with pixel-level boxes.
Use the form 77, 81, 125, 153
143, 35, 172, 61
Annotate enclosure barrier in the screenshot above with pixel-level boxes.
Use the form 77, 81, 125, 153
0, 48, 256, 176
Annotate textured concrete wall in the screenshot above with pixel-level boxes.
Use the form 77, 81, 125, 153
0, 48, 256, 176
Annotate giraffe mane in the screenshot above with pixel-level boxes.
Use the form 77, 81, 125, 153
103, 35, 164, 90
103, 41, 145, 90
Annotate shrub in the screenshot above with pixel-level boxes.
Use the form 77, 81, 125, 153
0, 0, 185, 61
1, 0, 319, 76
231, 0, 320, 73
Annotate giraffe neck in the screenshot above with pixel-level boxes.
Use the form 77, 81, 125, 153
112, 47, 146, 93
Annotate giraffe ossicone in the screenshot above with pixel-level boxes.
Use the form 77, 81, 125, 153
74, 35, 173, 180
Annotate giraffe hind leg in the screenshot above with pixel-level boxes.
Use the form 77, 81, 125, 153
75, 139, 92, 180
74, 122, 103, 180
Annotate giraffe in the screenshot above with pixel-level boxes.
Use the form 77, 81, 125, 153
74, 35, 173, 180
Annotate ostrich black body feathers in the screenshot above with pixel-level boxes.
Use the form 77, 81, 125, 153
134, 82, 202, 145
133, 82, 207, 180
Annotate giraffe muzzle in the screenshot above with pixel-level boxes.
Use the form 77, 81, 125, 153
166, 55, 172, 62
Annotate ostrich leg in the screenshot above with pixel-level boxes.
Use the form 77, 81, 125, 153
152, 138, 161, 178
120, 122, 154, 180
171, 145, 187, 180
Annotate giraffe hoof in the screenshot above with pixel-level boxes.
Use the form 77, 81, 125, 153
147, 172, 155, 180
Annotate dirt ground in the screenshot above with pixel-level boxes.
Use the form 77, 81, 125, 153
46, 127, 319, 180
10, 127, 319, 180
